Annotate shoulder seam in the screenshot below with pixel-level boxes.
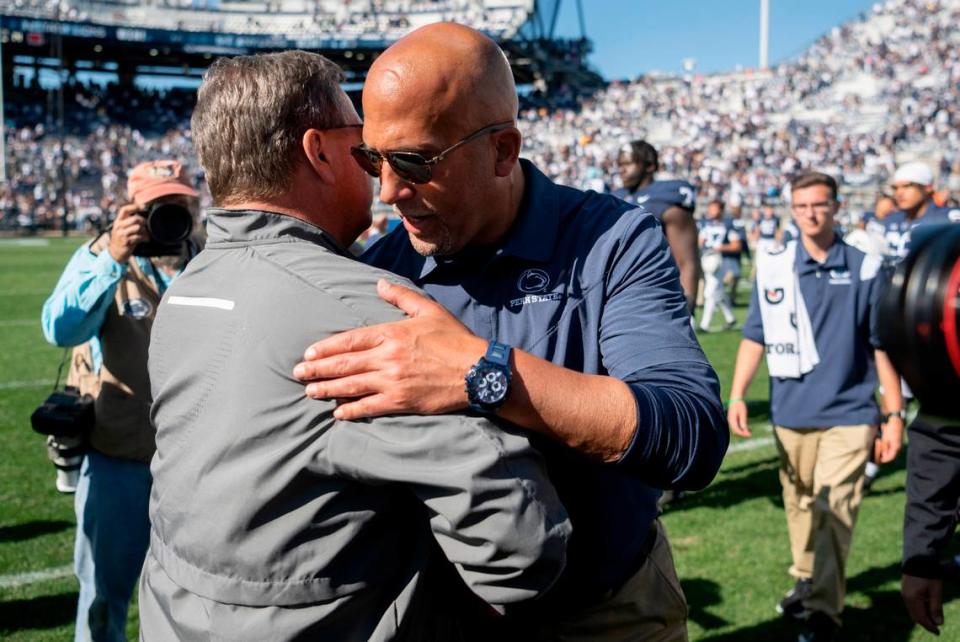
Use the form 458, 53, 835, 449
248, 245, 377, 326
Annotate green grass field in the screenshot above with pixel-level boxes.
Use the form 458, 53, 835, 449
0, 237, 953, 640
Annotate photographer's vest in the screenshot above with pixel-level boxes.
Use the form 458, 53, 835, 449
69, 235, 196, 462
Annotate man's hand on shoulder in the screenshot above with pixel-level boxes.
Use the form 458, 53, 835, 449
108, 204, 149, 263
294, 279, 486, 420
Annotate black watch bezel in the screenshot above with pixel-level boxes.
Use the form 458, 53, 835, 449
465, 342, 512, 413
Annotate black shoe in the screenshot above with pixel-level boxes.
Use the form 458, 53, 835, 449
723, 319, 737, 331
798, 611, 839, 642
777, 578, 813, 621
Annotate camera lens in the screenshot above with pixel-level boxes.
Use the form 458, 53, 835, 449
879, 224, 960, 418
146, 203, 193, 245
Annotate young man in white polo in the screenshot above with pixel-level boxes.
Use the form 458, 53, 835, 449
726, 170, 905, 642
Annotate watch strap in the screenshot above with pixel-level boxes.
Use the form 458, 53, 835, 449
485, 341, 512, 367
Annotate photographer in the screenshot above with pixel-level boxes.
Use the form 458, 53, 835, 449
40, 160, 200, 642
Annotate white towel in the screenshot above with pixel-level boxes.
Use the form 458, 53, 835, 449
755, 241, 820, 379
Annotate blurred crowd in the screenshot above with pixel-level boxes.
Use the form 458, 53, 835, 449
4, 0, 960, 232
5, 0, 532, 39
521, 0, 960, 206
1, 121, 203, 232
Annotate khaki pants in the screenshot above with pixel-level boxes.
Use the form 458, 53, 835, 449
774, 425, 876, 623
529, 520, 688, 642
402, 521, 687, 642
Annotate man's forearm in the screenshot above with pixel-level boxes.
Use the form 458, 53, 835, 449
729, 339, 765, 399
503, 352, 728, 490
500, 350, 636, 463
662, 209, 701, 312
676, 256, 700, 314
875, 349, 903, 413
42, 249, 123, 347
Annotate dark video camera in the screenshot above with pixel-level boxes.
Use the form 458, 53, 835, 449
878, 224, 960, 420
133, 202, 194, 257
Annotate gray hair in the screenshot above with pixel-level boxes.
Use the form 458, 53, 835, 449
191, 50, 350, 205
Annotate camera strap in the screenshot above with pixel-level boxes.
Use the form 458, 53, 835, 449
146, 260, 169, 297
52, 348, 71, 393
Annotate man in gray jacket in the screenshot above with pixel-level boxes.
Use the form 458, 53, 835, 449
139, 50, 569, 641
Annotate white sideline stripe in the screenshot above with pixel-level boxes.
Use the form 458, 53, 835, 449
728, 435, 775, 453
0, 564, 74, 589
727, 422, 775, 454
0, 319, 36, 327
0, 379, 54, 390
168, 296, 235, 311
0, 239, 50, 247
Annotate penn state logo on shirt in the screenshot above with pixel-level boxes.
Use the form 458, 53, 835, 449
122, 298, 153, 319
518, 268, 550, 294
828, 269, 851, 285
764, 288, 785, 305
632, 194, 651, 205
510, 269, 562, 308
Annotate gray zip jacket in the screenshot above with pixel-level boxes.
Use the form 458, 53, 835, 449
140, 210, 569, 641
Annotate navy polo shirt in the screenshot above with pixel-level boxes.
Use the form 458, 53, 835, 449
743, 237, 887, 428
363, 159, 727, 605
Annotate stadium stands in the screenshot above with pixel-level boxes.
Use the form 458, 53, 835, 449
2, 0, 959, 232
520, 0, 960, 205
5, 0, 535, 39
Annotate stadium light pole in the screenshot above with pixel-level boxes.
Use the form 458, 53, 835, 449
759, 0, 770, 70
0, 30, 6, 184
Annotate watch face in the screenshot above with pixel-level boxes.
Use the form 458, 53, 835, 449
472, 365, 508, 404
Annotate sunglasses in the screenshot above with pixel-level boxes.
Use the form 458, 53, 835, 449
350, 121, 515, 184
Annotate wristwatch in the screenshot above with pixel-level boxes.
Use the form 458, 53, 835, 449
882, 409, 907, 422
465, 341, 512, 414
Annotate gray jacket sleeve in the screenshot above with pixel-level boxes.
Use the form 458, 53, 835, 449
323, 412, 570, 608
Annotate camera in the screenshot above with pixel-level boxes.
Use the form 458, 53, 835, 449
133, 202, 194, 257
46, 435, 85, 494
31, 386, 94, 494
878, 224, 960, 420
31, 386, 94, 439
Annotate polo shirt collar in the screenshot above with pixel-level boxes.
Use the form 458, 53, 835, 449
500, 160, 561, 262
795, 234, 847, 275
206, 208, 347, 256
418, 159, 561, 279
